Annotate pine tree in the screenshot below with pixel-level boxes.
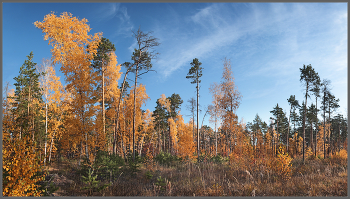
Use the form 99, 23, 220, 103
11, 52, 44, 141
186, 58, 203, 161
126, 27, 159, 161
299, 64, 318, 163
91, 37, 117, 152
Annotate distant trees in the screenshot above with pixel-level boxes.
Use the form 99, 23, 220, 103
247, 114, 267, 157
270, 104, 288, 156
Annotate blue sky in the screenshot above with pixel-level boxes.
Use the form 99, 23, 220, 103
2, 3, 348, 129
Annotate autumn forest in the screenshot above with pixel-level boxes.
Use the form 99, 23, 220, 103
2, 12, 347, 196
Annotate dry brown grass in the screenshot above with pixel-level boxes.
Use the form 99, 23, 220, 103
46, 155, 347, 196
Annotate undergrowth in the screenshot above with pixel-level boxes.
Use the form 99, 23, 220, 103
45, 151, 347, 196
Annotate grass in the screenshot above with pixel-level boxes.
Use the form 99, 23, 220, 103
42, 154, 347, 196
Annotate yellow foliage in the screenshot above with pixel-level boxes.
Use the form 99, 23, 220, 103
105, 51, 121, 102
159, 94, 171, 112
2, 136, 45, 196
336, 149, 348, 159
272, 146, 292, 181
317, 123, 331, 155
305, 147, 313, 158
176, 114, 196, 160
35, 12, 102, 161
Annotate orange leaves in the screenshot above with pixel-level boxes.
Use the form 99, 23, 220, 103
3, 136, 45, 196
274, 146, 293, 181
159, 94, 171, 112
104, 51, 121, 101
34, 12, 101, 67
35, 12, 103, 162
119, 84, 150, 151
34, 11, 101, 95
174, 113, 195, 160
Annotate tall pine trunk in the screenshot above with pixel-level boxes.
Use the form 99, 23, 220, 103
287, 105, 292, 153
315, 97, 318, 157
133, 64, 138, 161
302, 83, 308, 163
196, 74, 200, 161
310, 122, 313, 153
102, 69, 105, 150
114, 69, 130, 154
323, 91, 326, 159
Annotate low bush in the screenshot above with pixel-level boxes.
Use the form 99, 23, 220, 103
154, 151, 182, 167
93, 150, 124, 181
209, 154, 226, 164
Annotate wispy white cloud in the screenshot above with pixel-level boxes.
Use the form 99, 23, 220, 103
95, 3, 134, 37
95, 3, 120, 22
153, 2, 346, 91
115, 6, 134, 36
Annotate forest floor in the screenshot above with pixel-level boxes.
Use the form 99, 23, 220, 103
42, 155, 347, 196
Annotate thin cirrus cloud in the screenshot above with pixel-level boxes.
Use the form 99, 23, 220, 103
154, 3, 346, 84
95, 3, 134, 37
154, 3, 286, 78
155, 4, 243, 78
95, 3, 119, 22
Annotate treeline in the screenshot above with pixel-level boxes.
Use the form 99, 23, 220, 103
243, 65, 347, 163
2, 12, 347, 196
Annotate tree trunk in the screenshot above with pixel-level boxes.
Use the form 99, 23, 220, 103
315, 96, 318, 157
158, 123, 161, 153
287, 105, 292, 154
276, 118, 279, 157
302, 83, 308, 163
44, 102, 48, 166
102, 69, 105, 150
310, 121, 313, 154
85, 131, 89, 160
48, 131, 55, 163
139, 133, 145, 157
79, 139, 83, 166
28, 85, 31, 135
148, 130, 155, 154
133, 64, 138, 161
197, 77, 200, 161
215, 117, 217, 156
328, 101, 331, 157
114, 68, 130, 154
323, 91, 326, 159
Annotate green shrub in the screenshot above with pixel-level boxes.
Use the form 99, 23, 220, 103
155, 176, 166, 191
81, 168, 110, 196
210, 154, 225, 164
154, 151, 181, 166
145, 170, 153, 180
93, 150, 124, 181
76, 156, 93, 179
123, 151, 142, 177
